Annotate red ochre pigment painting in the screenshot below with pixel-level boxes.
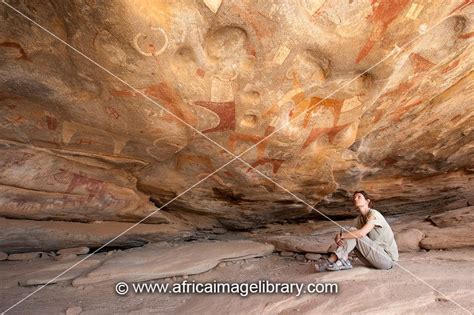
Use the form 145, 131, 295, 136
175, 154, 214, 172
246, 158, 284, 174
372, 53, 435, 123
104, 106, 120, 120
259, 92, 348, 157
0, 92, 20, 102
193, 101, 236, 134
229, 5, 277, 39
450, 0, 473, 15
409, 53, 435, 74
287, 93, 348, 151
228, 126, 274, 160
441, 59, 460, 74
228, 133, 262, 152
175, 154, 231, 186
355, 0, 411, 64
0, 41, 31, 61
45, 115, 58, 131
77, 139, 95, 145
372, 107, 388, 124
260, 125, 276, 158
228, 126, 286, 174
459, 31, 474, 39
110, 82, 196, 125
53, 170, 105, 202
391, 99, 423, 122
302, 123, 352, 150
289, 97, 344, 128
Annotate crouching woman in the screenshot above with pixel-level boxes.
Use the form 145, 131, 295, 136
317, 191, 399, 272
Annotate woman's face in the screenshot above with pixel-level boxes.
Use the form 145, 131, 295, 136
353, 193, 369, 207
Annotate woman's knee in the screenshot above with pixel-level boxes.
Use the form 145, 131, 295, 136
355, 235, 371, 250
367, 255, 393, 270
375, 261, 393, 270
354, 240, 393, 269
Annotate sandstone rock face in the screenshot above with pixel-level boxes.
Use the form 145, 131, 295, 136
420, 223, 474, 250
0, 1, 473, 237
0, 142, 168, 223
0, 217, 197, 253
72, 240, 274, 286
65, 306, 82, 315
18, 258, 104, 287
427, 206, 474, 227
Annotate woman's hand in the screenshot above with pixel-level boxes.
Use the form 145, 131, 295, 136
335, 233, 344, 247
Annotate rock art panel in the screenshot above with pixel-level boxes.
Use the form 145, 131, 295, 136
355, 0, 411, 64
192, 101, 236, 133
0, 0, 472, 229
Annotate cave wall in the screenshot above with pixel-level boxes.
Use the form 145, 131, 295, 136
0, 0, 473, 230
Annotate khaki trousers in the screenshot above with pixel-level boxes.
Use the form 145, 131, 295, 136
327, 227, 394, 270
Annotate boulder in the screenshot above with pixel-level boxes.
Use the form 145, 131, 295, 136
8, 252, 49, 261
57, 247, 90, 256
305, 253, 322, 261
18, 258, 104, 287
261, 234, 334, 254
55, 253, 79, 261
0, 251, 8, 261
395, 229, 424, 252
420, 223, 474, 250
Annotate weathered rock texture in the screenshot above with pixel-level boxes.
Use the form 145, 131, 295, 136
394, 228, 424, 252
72, 240, 274, 286
259, 234, 334, 253
18, 258, 104, 286
0, 1, 473, 245
427, 206, 474, 227
0, 216, 216, 253
420, 223, 474, 249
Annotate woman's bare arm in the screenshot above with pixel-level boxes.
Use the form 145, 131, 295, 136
338, 214, 376, 240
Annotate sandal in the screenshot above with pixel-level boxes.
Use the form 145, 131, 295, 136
326, 258, 353, 271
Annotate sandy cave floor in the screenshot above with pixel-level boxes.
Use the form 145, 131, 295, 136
0, 246, 473, 314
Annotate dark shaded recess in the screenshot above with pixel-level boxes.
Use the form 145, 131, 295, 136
217, 217, 268, 231
4, 78, 53, 100
216, 201, 312, 230
286, 211, 357, 223
92, 244, 146, 253
138, 183, 177, 209
212, 187, 246, 204
274, 199, 297, 204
